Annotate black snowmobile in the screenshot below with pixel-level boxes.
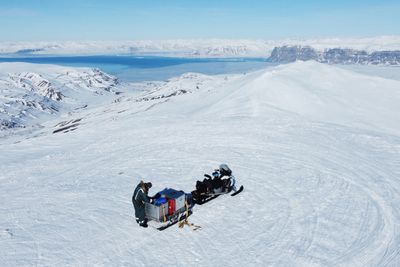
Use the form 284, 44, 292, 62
191, 164, 244, 205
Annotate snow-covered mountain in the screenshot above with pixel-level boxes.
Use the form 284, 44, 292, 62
1, 61, 400, 266
269, 46, 400, 65
0, 63, 120, 131
1, 36, 400, 57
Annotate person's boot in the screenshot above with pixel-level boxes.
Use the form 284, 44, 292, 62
139, 218, 148, 228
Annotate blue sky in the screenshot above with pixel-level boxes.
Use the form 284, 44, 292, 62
1, 0, 399, 41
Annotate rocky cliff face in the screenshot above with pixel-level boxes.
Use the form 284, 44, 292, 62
269, 46, 400, 65
8, 72, 63, 101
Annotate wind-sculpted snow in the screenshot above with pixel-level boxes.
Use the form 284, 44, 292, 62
0, 61, 400, 266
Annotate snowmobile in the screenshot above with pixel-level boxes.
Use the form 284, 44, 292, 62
144, 164, 243, 230
191, 164, 244, 205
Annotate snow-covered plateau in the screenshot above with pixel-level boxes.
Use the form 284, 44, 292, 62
1, 61, 400, 266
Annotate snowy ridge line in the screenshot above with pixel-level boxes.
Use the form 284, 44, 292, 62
2, 61, 400, 136
1, 36, 400, 57
131, 72, 223, 103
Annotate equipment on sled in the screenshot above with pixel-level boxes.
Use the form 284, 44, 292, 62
145, 188, 195, 231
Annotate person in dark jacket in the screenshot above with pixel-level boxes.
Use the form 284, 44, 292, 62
132, 181, 152, 228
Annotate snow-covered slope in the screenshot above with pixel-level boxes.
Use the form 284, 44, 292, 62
1, 62, 400, 266
194, 61, 400, 135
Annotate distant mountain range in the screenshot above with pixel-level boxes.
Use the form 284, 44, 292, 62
1, 36, 400, 58
269, 46, 400, 65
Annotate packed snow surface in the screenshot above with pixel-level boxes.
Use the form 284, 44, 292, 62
1, 61, 400, 266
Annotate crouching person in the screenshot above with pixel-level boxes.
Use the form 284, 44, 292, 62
132, 181, 152, 228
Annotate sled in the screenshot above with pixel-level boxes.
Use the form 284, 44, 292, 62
145, 188, 194, 231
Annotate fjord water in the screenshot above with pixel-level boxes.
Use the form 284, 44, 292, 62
0, 56, 272, 82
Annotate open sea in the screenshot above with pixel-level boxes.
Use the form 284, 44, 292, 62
0, 55, 274, 82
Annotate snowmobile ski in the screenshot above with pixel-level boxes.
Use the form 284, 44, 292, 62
194, 194, 220, 205
197, 185, 243, 200
231, 185, 244, 196
157, 210, 193, 231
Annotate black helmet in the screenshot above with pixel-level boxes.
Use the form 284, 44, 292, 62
145, 182, 152, 189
